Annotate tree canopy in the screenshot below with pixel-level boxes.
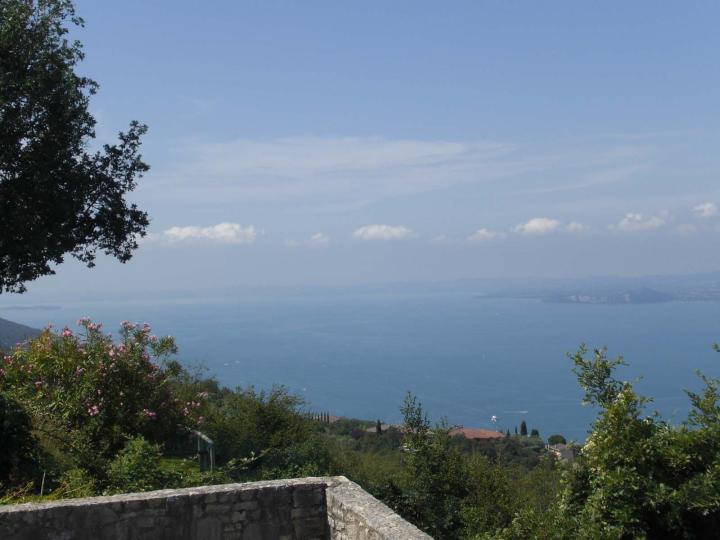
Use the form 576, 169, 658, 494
0, 0, 149, 293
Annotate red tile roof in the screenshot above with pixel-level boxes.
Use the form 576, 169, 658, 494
449, 427, 505, 440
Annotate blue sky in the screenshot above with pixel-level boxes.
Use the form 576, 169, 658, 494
17, 1, 720, 296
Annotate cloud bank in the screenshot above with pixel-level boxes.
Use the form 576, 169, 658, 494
468, 228, 503, 242
514, 217, 560, 235
308, 232, 330, 246
353, 225, 413, 240
151, 136, 528, 205
163, 223, 260, 244
692, 202, 717, 219
611, 213, 666, 232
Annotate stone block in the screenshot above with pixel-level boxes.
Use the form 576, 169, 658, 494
194, 517, 223, 540
292, 487, 324, 508
241, 521, 262, 540
293, 516, 327, 539
240, 489, 258, 502
206, 503, 232, 514
257, 487, 279, 507
230, 510, 246, 522
235, 500, 259, 511
218, 490, 240, 504
290, 505, 323, 519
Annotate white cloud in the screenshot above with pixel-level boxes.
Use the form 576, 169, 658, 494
308, 233, 330, 246
353, 224, 413, 240
514, 217, 560, 235
147, 136, 525, 205
163, 223, 260, 244
565, 222, 587, 233
177, 137, 507, 178
468, 228, 503, 242
692, 202, 717, 219
610, 213, 665, 232
285, 233, 330, 248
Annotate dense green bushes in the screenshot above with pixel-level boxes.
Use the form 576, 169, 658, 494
488, 345, 720, 539
3, 323, 720, 539
0, 320, 210, 493
106, 437, 181, 495
0, 393, 40, 491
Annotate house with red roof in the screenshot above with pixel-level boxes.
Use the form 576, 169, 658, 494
449, 427, 505, 440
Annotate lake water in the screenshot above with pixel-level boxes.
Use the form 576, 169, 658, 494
4, 290, 720, 442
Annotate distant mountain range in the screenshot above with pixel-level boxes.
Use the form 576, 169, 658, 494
0, 317, 40, 351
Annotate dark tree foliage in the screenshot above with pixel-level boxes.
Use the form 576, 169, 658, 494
519, 420, 528, 436
547, 434, 566, 445
0, 0, 149, 293
0, 392, 40, 489
393, 393, 469, 539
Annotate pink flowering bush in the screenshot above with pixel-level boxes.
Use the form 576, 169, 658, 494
0, 320, 207, 476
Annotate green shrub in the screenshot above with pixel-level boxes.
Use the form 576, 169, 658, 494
391, 393, 470, 540
547, 434, 567, 445
0, 320, 207, 476
0, 392, 39, 493
205, 386, 310, 466
501, 344, 720, 538
106, 437, 181, 494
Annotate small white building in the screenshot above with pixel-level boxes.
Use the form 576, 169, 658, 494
547, 443, 577, 463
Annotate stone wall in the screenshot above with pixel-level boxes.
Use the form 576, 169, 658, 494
0, 476, 431, 540
326, 477, 431, 540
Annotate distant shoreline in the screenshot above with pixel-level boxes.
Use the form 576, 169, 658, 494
0, 305, 62, 311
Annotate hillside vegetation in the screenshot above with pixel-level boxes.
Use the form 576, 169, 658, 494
1, 321, 719, 539
0, 317, 39, 350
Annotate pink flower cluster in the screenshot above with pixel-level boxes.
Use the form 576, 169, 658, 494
142, 408, 157, 420
77, 318, 102, 331
121, 320, 137, 332
87, 405, 100, 416
61, 327, 73, 338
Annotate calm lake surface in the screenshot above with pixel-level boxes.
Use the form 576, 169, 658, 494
5, 290, 720, 442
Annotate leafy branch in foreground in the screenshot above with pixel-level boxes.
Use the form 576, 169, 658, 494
493, 344, 720, 539
0, 0, 149, 292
